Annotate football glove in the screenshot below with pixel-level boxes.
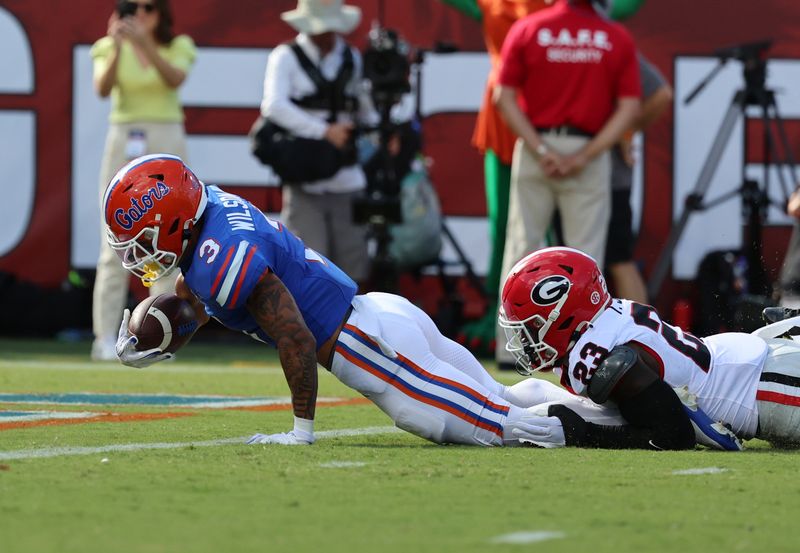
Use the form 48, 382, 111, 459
506, 414, 566, 448
246, 431, 314, 445
115, 308, 174, 368
246, 417, 315, 445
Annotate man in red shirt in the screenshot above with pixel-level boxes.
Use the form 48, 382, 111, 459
494, 0, 640, 294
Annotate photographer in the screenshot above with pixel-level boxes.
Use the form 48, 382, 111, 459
261, 0, 376, 284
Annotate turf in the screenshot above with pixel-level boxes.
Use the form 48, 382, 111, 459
1, 338, 799, 553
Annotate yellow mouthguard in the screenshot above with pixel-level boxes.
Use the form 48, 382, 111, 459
141, 262, 159, 287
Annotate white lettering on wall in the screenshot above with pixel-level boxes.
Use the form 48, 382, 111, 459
0, 8, 35, 257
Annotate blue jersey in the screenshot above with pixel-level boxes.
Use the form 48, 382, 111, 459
180, 186, 357, 348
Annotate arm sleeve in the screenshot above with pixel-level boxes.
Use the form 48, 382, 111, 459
550, 378, 696, 450
615, 32, 641, 99
639, 54, 667, 99
90, 37, 113, 79
168, 35, 197, 74
497, 20, 527, 88
260, 45, 328, 139
352, 48, 380, 127
439, 0, 483, 21
551, 346, 696, 450
209, 239, 271, 310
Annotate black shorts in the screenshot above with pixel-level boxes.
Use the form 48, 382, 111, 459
605, 188, 635, 266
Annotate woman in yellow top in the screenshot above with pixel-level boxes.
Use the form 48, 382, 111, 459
90, 0, 196, 361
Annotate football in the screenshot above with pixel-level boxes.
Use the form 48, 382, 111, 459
128, 293, 199, 353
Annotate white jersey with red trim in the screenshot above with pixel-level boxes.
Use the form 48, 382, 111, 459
556, 298, 769, 438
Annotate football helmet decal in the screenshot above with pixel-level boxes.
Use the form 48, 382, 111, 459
530, 275, 571, 305
103, 154, 207, 285
499, 247, 611, 375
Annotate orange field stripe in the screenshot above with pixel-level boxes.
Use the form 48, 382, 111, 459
0, 411, 194, 431
0, 398, 371, 431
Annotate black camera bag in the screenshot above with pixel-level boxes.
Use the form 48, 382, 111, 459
250, 42, 356, 184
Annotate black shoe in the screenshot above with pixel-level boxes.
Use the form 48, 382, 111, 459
762, 307, 800, 324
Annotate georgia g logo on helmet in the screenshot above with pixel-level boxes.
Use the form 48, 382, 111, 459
530, 275, 571, 306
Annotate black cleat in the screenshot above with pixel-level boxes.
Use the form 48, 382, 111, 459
762, 307, 800, 324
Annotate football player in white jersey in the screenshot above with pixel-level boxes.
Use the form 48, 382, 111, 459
498, 246, 800, 450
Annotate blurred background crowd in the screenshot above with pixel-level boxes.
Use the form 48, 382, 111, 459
1, 0, 799, 367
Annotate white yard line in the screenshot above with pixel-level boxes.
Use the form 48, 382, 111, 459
319, 461, 368, 468
672, 467, 730, 475
0, 426, 401, 461
0, 411, 100, 422
489, 531, 566, 545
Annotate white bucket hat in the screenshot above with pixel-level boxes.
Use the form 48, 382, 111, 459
281, 0, 362, 35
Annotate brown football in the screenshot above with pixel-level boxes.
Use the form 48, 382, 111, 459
128, 293, 199, 353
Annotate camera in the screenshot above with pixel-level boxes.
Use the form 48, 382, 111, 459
117, 1, 137, 17
362, 25, 411, 109
354, 25, 414, 227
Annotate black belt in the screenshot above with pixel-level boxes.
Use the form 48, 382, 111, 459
535, 125, 594, 138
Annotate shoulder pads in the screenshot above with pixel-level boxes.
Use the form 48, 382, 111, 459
587, 345, 638, 404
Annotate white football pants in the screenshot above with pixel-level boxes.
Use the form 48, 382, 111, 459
331, 293, 622, 446
756, 338, 800, 446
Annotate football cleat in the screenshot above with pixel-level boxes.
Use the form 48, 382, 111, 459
674, 386, 743, 451
762, 307, 800, 324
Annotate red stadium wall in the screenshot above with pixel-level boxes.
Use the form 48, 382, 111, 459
0, 0, 799, 318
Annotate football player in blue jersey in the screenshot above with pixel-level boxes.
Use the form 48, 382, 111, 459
103, 154, 628, 447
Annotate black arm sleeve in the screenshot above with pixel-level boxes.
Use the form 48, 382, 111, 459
549, 345, 696, 450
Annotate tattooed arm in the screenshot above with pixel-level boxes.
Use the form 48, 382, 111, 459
246, 270, 319, 426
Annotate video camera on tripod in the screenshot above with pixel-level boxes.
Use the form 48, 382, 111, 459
353, 24, 412, 227
648, 39, 799, 301
362, 25, 411, 112
683, 40, 773, 105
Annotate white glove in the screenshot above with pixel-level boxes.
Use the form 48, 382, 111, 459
246, 417, 315, 445
508, 415, 566, 448
116, 308, 174, 368
246, 431, 314, 445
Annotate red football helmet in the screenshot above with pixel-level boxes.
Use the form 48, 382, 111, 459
103, 154, 207, 285
498, 247, 611, 375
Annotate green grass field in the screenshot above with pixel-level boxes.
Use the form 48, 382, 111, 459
1, 337, 799, 553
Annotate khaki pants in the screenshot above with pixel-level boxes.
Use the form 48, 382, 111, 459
496, 135, 611, 363
92, 122, 186, 343
281, 186, 369, 282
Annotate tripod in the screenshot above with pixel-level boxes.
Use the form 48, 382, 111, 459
410, 46, 490, 327
358, 32, 488, 303
648, 41, 799, 298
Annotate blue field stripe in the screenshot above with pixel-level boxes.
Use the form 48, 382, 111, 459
337, 340, 504, 435
0, 393, 269, 406
341, 327, 510, 416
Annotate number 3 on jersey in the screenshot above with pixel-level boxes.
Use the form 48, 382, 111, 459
631, 302, 711, 372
